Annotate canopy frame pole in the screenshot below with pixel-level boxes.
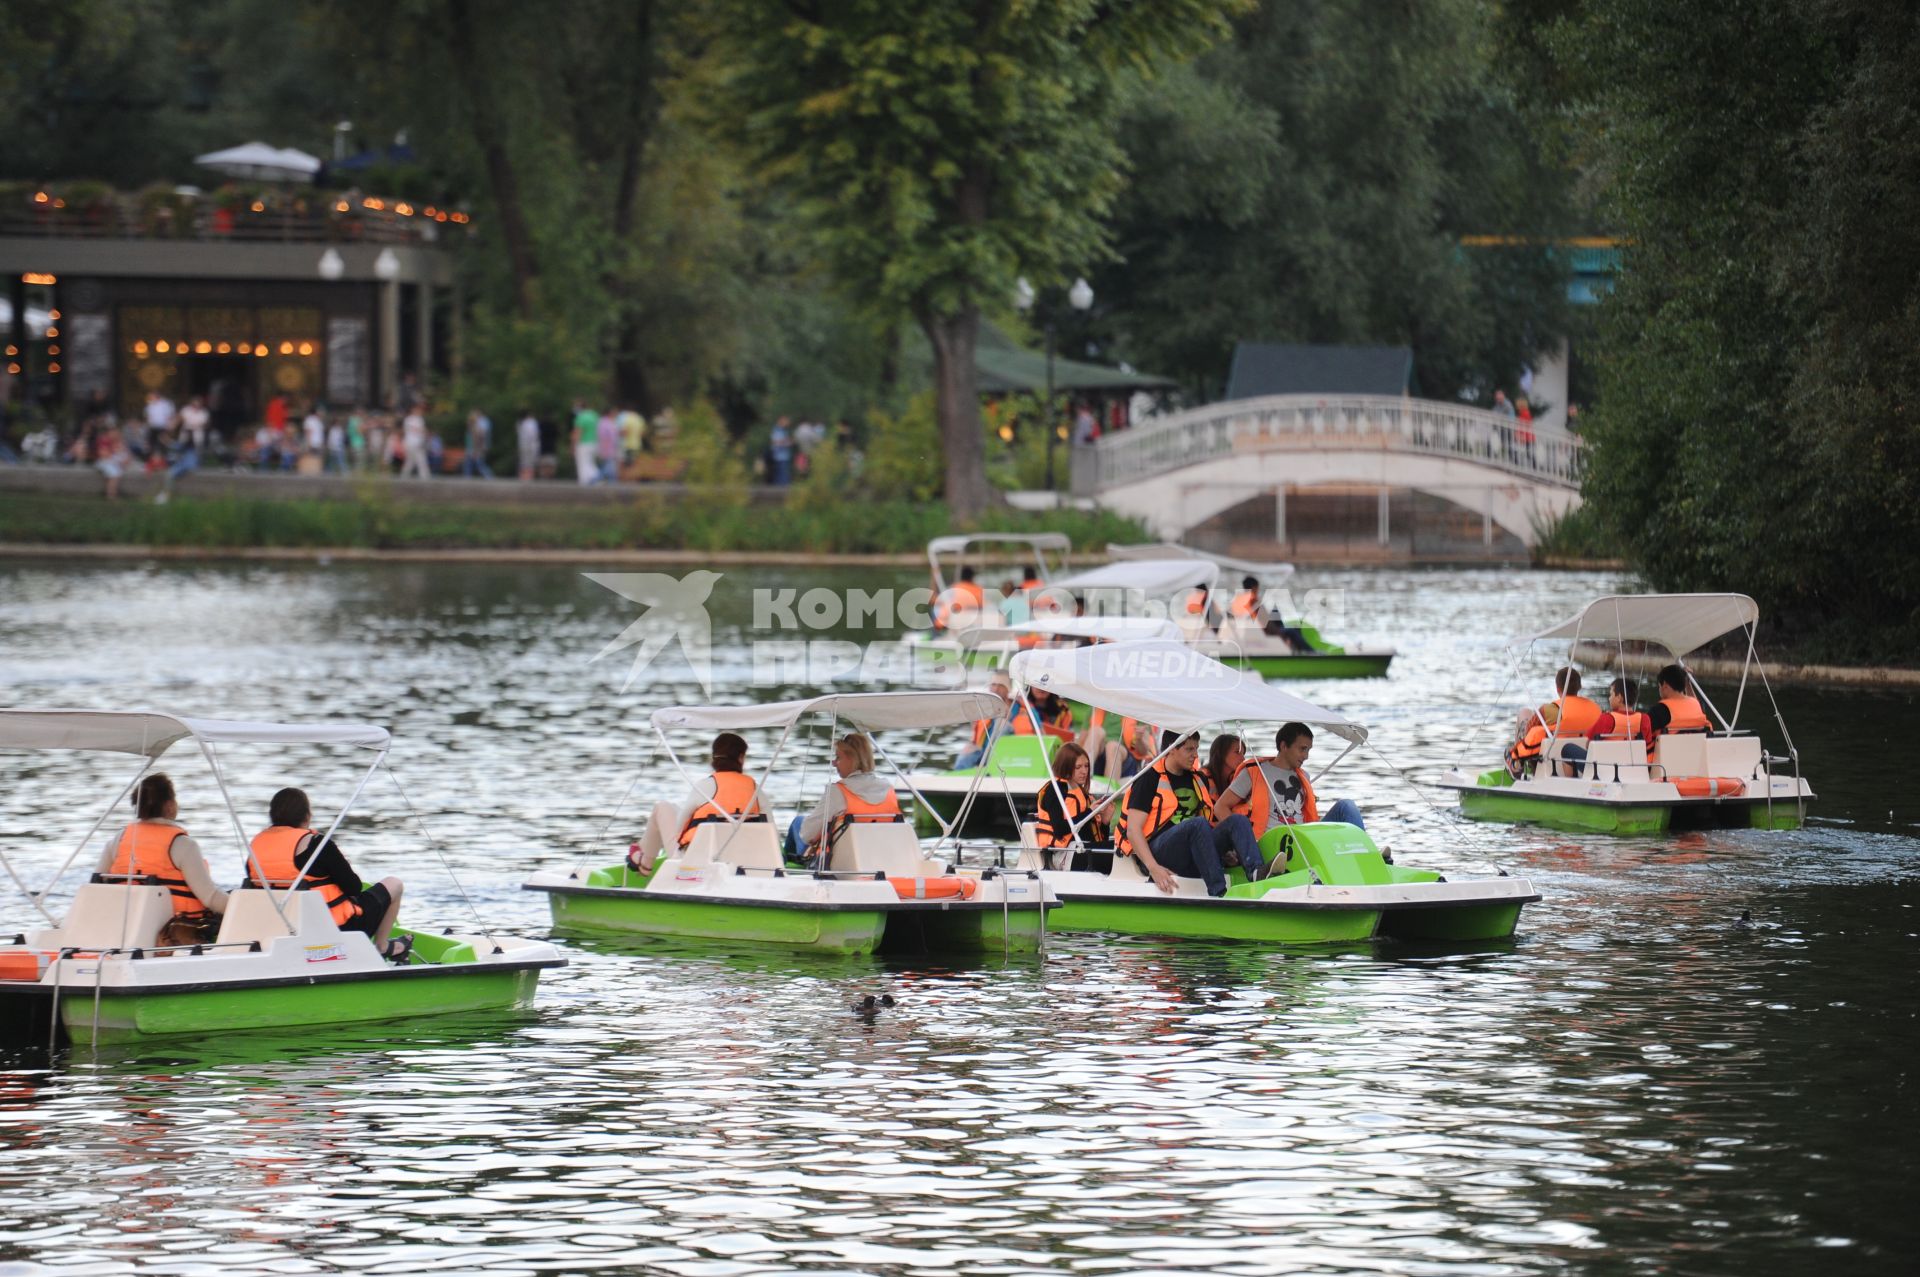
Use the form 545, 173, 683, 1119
202, 739, 293, 933
1750, 651, 1803, 824
1729, 622, 1757, 729
383, 764, 501, 953
32, 756, 152, 924
1364, 738, 1508, 874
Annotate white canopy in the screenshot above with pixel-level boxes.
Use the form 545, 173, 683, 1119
926, 532, 1071, 557
1009, 640, 1366, 744
652, 691, 1005, 734
1107, 542, 1296, 584
194, 141, 322, 181
956, 616, 1183, 645
1522, 594, 1760, 657
0, 710, 392, 758
1047, 558, 1220, 596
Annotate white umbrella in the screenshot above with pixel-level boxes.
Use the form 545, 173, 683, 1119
194, 141, 322, 182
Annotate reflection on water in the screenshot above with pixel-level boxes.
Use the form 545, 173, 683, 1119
0, 560, 1916, 1275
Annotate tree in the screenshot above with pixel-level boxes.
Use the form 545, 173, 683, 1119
714, 1, 1240, 518
1102, 0, 1577, 402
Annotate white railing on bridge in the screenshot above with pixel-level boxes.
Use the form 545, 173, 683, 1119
1080, 394, 1584, 492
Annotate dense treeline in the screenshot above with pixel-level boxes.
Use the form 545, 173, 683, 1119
2, 1, 1578, 512
1541, 0, 1920, 656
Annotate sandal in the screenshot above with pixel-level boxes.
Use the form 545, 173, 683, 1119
381, 934, 414, 965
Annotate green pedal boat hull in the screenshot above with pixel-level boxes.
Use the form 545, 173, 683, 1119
546, 888, 892, 955
1045, 895, 1380, 943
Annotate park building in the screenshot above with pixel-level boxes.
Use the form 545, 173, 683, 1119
0, 183, 457, 433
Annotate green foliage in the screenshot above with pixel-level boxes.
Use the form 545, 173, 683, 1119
1554, 0, 1920, 649
1530, 504, 1620, 563
860, 394, 943, 505
1104, 0, 1577, 401
457, 310, 598, 423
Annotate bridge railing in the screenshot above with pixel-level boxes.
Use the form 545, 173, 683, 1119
1079, 394, 1584, 492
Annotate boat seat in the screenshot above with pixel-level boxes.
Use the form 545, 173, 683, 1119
215, 888, 341, 945
827, 823, 945, 878
1108, 852, 1149, 883
1652, 733, 1710, 779
1583, 741, 1651, 784
1704, 735, 1764, 779
35, 883, 175, 951
1174, 615, 1211, 641
1012, 821, 1049, 871
681, 820, 783, 872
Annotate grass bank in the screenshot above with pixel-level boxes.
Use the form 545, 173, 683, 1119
0, 490, 1148, 556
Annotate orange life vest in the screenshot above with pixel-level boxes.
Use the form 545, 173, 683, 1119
1128, 761, 1215, 853
1233, 758, 1318, 838
679, 771, 760, 846
1553, 694, 1604, 738
1184, 591, 1210, 616
108, 821, 199, 913
935, 579, 987, 628
1010, 696, 1074, 741
247, 826, 356, 925
1230, 590, 1259, 618
821, 781, 904, 851
1597, 710, 1646, 741
1659, 694, 1711, 734
1037, 784, 1091, 848
1019, 577, 1043, 592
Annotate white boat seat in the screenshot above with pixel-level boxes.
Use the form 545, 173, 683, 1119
1652, 733, 1710, 779
215, 888, 341, 945
1012, 821, 1049, 871
1174, 615, 1211, 641
828, 823, 946, 878
36, 883, 175, 951
1704, 735, 1765, 779
1583, 740, 1650, 784
1017, 820, 1041, 849
1108, 853, 1149, 882
681, 820, 783, 872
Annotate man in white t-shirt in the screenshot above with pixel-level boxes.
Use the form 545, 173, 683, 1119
517, 413, 542, 480
302, 407, 326, 456
144, 392, 177, 435
400, 409, 432, 479
178, 396, 210, 451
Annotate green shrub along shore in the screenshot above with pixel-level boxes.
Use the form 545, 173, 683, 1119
0, 490, 1149, 557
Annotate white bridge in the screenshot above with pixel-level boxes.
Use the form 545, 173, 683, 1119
1074, 395, 1585, 551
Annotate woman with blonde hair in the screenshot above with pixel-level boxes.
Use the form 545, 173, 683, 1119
786, 732, 901, 865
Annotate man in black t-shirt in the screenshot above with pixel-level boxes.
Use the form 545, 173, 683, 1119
1123, 731, 1264, 897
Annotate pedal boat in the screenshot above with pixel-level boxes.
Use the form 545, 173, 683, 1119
1437, 594, 1816, 834
1003, 640, 1537, 943
0, 710, 563, 1048
523, 691, 1056, 955
1105, 543, 1397, 678
905, 531, 1074, 670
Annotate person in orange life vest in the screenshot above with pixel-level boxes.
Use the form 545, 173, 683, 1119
1647, 664, 1711, 742
1035, 742, 1114, 870
1570, 678, 1653, 776
1098, 718, 1155, 782
1203, 733, 1245, 798
1230, 575, 1317, 652
788, 732, 900, 864
955, 671, 1019, 769
1123, 730, 1265, 897
934, 565, 988, 629
1181, 583, 1218, 627
1217, 722, 1365, 838
95, 773, 229, 942
1012, 687, 1076, 742
629, 732, 764, 874
247, 787, 406, 957
1508, 666, 1604, 778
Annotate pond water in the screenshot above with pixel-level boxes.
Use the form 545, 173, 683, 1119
0, 560, 1914, 1276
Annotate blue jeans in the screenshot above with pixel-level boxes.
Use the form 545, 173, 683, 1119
1149, 813, 1260, 897
462, 451, 493, 478
784, 814, 807, 862
167, 448, 199, 481
1323, 798, 1365, 830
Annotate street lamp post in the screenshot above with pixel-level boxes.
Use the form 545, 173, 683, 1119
1015, 275, 1094, 493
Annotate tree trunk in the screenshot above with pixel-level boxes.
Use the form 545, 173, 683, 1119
606, 1, 659, 411
921, 306, 993, 519
446, 0, 538, 318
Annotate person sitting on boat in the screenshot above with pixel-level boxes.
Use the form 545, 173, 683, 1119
1203, 733, 1245, 798
787, 732, 902, 866
1216, 722, 1365, 842
955, 672, 1019, 769
1035, 742, 1113, 871
998, 580, 1032, 626
247, 787, 407, 960
1181, 583, 1219, 628
1647, 664, 1712, 745
1569, 678, 1652, 775
1018, 564, 1044, 593
1123, 730, 1264, 897
628, 731, 765, 875
1507, 666, 1604, 778
1012, 687, 1077, 742
1229, 575, 1317, 653
933, 566, 988, 629
95, 772, 229, 946
1098, 719, 1155, 782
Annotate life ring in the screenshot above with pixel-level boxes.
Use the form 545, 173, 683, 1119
888, 876, 979, 900
1672, 776, 1746, 798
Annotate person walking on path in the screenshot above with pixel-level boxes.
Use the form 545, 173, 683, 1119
517, 411, 542, 480
462, 409, 494, 478
571, 401, 601, 485
400, 407, 432, 480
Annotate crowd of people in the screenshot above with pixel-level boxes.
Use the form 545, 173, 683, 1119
1503, 663, 1713, 780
